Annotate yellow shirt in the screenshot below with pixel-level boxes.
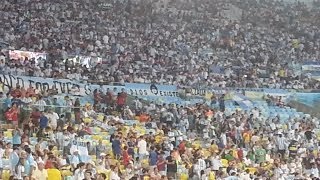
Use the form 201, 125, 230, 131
209, 171, 215, 180
47, 169, 62, 180
243, 132, 251, 143
210, 144, 219, 153
32, 169, 48, 180
279, 69, 285, 77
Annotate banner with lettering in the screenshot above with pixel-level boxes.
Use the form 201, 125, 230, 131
0, 74, 124, 96
125, 83, 182, 104
70, 140, 89, 156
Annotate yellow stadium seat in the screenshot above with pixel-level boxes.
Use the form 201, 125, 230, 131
2, 170, 10, 180
180, 173, 188, 180
193, 141, 201, 149
102, 140, 110, 146
97, 114, 104, 121
84, 118, 92, 123
52, 150, 60, 156
101, 132, 108, 136
92, 135, 103, 141
209, 171, 215, 180
221, 159, 228, 167
141, 159, 149, 168
61, 170, 73, 177
93, 127, 101, 132
202, 150, 211, 158
245, 168, 257, 174
4, 131, 12, 138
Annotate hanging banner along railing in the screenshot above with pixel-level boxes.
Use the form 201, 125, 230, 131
124, 83, 182, 104
125, 83, 179, 97
302, 61, 320, 71
0, 74, 124, 96
177, 86, 292, 101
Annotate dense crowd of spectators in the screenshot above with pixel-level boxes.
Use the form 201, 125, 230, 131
0, 0, 319, 89
1, 84, 320, 179
0, 0, 320, 179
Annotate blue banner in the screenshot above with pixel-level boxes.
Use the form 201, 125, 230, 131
291, 93, 320, 107
302, 61, 320, 71
125, 83, 181, 104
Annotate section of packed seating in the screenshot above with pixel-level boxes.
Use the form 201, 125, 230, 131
0, 0, 319, 180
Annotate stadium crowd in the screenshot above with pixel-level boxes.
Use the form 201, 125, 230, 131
0, 0, 319, 180
0, 0, 320, 89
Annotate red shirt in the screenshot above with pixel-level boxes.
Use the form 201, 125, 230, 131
117, 92, 127, 105
105, 92, 113, 104
5, 108, 19, 121
30, 111, 41, 124
122, 150, 130, 166
157, 158, 166, 171
178, 142, 186, 153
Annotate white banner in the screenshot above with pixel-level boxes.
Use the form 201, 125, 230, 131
0, 74, 123, 96
70, 140, 89, 156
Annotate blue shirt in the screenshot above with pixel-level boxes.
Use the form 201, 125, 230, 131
70, 155, 80, 166
24, 159, 31, 175
4, 98, 11, 109
39, 115, 49, 129
149, 151, 158, 166
112, 139, 121, 155
9, 151, 19, 171
12, 132, 21, 145
27, 155, 35, 167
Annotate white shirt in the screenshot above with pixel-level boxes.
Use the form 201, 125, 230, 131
15, 165, 24, 180
35, 100, 47, 112
137, 139, 147, 155
110, 171, 120, 180
240, 172, 251, 180
210, 156, 222, 171
74, 169, 85, 180
311, 168, 319, 178
0, 148, 4, 168
197, 159, 206, 171
47, 112, 59, 129
63, 134, 71, 147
